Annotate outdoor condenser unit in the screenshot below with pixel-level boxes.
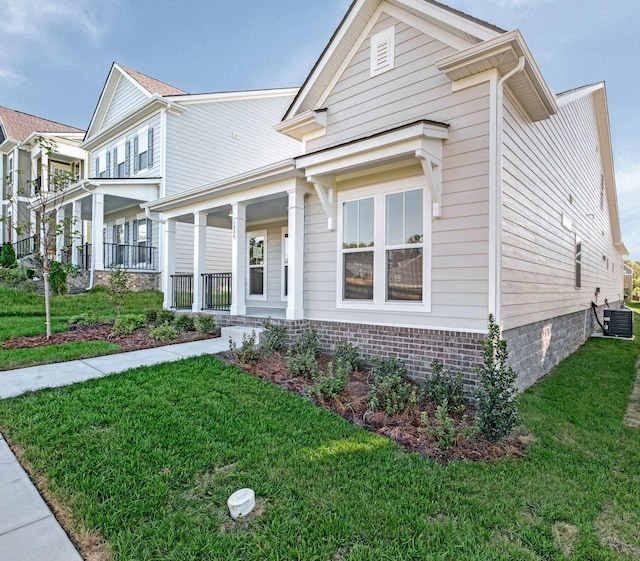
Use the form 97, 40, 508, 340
603, 309, 634, 338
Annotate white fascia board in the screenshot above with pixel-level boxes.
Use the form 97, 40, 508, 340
274, 109, 327, 140
114, 63, 156, 97
167, 88, 299, 105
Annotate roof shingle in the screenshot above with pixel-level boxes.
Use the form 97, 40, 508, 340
116, 63, 188, 96
0, 106, 83, 143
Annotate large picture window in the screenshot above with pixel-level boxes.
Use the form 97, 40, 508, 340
338, 180, 428, 310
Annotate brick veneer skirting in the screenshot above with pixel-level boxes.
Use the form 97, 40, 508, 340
93, 270, 160, 292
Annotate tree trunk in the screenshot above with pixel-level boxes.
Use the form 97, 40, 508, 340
43, 268, 52, 338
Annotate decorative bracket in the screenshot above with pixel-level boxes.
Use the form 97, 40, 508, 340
307, 175, 336, 230
415, 147, 442, 219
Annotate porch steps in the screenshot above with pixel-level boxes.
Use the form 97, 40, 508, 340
221, 326, 264, 348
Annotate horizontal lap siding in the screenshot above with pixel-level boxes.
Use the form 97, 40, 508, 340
102, 77, 147, 131
173, 224, 231, 274
302, 13, 491, 332
164, 97, 300, 197
501, 92, 623, 330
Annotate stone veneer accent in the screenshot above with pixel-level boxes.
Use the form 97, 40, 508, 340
93, 270, 160, 292
210, 314, 486, 393
504, 303, 615, 392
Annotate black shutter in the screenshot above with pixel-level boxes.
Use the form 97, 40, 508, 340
148, 128, 154, 168
106, 151, 111, 178
113, 148, 118, 177
132, 220, 138, 244
125, 141, 131, 177
133, 137, 139, 173
94, 157, 98, 178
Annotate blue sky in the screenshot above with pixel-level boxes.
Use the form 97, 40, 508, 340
1, 0, 638, 259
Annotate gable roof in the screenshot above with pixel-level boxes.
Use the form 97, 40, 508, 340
0, 105, 83, 145
116, 63, 188, 96
282, 0, 504, 121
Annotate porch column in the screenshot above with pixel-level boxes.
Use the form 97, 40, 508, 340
56, 206, 66, 261
192, 211, 207, 313
287, 187, 306, 320
71, 200, 82, 267
230, 202, 246, 316
90, 192, 104, 273
40, 150, 49, 193
162, 218, 176, 309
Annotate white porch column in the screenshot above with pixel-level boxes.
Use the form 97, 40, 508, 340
71, 200, 82, 267
162, 218, 176, 309
287, 187, 306, 320
56, 206, 66, 261
40, 150, 49, 193
192, 211, 207, 313
230, 202, 247, 316
91, 192, 105, 273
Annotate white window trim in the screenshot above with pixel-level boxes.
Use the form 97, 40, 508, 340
336, 177, 431, 312
281, 227, 289, 302
247, 229, 267, 301
370, 26, 395, 77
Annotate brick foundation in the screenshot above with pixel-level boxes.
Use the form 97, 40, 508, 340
93, 270, 160, 292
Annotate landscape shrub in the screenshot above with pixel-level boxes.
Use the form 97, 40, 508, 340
144, 308, 159, 325
194, 314, 216, 335
0, 242, 17, 268
333, 340, 362, 372
48, 261, 67, 295
311, 359, 350, 399
368, 357, 424, 415
173, 314, 195, 333
229, 331, 261, 364
425, 359, 465, 413
475, 314, 520, 442
149, 324, 177, 341
262, 320, 287, 354
111, 314, 146, 337
68, 311, 100, 327
155, 309, 175, 325
285, 349, 318, 379
420, 404, 473, 450
293, 328, 318, 356
107, 267, 130, 315
0, 268, 35, 291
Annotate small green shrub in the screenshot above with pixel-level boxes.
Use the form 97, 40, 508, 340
475, 314, 520, 443
150, 324, 177, 341
293, 328, 318, 356
155, 309, 175, 325
285, 349, 318, 379
144, 308, 159, 325
262, 320, 287, 354
425, 360, 465, 413
368, 357, 424, 415
420, 404, 474, 450
334, 340, 361, 372
111, 314, 146, 337
229, 331, 261, 364
0, 242, 17, 268
194, 314, 216, 335
48, 261, 67, 295
0, 268, 35, 291
311, 359, 350, 399
107, 267, 130, 315
173, 314, 195, 333
68, 311, 100, 327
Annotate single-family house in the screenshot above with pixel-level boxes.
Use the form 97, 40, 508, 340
0, 106, 86, 258
57, 63, 301, 293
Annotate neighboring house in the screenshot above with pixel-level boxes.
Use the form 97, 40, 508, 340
0, 106, 85, 258
624, 263, 633, 298
57, 62, 301, 293
145, 0, 627, 391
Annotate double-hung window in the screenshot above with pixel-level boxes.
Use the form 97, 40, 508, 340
133, 127, 154, 173
248, 231, 266, 298
339, 179, 428, 310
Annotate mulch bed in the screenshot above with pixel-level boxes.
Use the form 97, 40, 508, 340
219, 350, 528, 463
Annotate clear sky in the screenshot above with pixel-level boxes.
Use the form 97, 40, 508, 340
1, 0, 638, 259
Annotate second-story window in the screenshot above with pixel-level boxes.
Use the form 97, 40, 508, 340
133, 128, 154, 173
113, 141, 130, 178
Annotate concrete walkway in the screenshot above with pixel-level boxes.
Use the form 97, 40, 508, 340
0, 338, 228, 560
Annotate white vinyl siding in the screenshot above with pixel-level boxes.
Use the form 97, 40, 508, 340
102, 76, 148, 131
164, 96, 301, 197
501, 90, 623, 329
174, 223, 232, 275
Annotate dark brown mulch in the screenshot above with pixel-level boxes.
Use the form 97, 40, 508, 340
220, 350, 527, 463
2, 321, 218, 353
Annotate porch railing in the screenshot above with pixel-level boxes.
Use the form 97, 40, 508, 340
77, 243, 91, 270
104, 243, 157, 271
15, 236, 39, 259
171, 274, 194, 309
202, 272, 232, 311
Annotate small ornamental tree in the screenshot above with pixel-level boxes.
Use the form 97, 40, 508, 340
475, 314, 520, 443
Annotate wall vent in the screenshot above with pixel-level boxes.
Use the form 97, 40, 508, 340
370, 26, 395, 77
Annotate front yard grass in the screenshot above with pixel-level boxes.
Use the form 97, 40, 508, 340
0, 309, 639, 559
0, 287, 163, 369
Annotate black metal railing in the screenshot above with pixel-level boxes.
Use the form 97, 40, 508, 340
77, 243, 91, 270
60, 246, 72, 264
15, 236, 38, 259
104, 243, 157, 270
171, 274, 194, 309
202, 272, 232, 311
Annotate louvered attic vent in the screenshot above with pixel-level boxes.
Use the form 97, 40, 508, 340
370, 26, 395, 77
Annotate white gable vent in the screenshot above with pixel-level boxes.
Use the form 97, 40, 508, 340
370, 26, 395, 77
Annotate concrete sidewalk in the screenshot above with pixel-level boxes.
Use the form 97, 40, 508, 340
0, 337, 228, 560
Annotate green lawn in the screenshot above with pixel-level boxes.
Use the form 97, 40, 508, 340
0, 287, 163, 369
0, 310, 638, 559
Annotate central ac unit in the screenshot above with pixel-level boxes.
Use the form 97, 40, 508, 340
603, 309, 634, 338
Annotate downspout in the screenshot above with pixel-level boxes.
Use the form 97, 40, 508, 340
491, 56, 525, 327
